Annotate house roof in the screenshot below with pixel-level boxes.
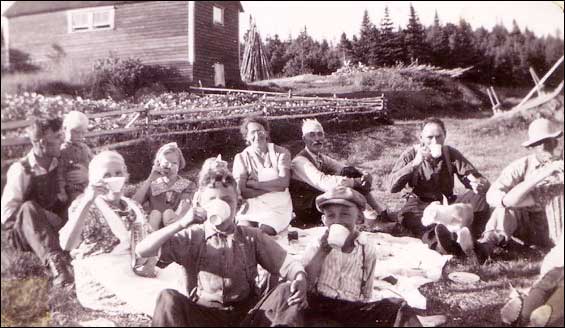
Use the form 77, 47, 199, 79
4, 1, 243, 18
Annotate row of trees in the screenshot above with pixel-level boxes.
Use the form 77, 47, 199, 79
253, 4, 563, 86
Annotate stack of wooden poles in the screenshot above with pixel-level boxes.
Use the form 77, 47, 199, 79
240, 21, 273, 82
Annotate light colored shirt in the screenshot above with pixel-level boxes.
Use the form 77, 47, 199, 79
303, 232, 376, 302
158, 223, 305, 305
540, 230, 564, 276
291, 148, 354, 192
1, 152, 58, 224
487, 154, 546, 208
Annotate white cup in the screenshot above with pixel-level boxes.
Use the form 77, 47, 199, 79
429, 144, 443, 158
327, 224, 350, 249
104, 177, 126, 193
204, 199, 231, 226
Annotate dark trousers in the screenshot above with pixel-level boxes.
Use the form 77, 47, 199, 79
7, 201, 66, 265
521, 267, 564, 326
398, 190, 490, 243
306, 293, 421, 327
152, 282, 303, 327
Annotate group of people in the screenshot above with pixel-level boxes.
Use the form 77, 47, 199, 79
1, 109, 563, 326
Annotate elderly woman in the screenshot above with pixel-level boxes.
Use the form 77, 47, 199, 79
59, 150, 157, 277
232, 115, 293, 236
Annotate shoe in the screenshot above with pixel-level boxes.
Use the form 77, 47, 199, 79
500, 286, 523, 325
529, 305, 552, 327
435, 224, 462, 256
457, 227, 479, 264
47, 252, 74, 288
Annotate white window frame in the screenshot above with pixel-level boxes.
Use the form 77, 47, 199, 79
212, 6, 224, 26
67, 6, 115, 33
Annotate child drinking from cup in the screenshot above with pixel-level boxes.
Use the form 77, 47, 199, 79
57, 111, 94, 203
302, 186, 422, 327
133, 143, 196, 232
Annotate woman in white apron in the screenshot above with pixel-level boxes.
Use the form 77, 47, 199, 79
233, 116, 293, 235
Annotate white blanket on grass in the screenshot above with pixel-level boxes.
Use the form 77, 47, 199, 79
74, 228, 450, 316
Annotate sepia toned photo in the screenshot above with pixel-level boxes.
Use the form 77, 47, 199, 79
1, 1, 563, 326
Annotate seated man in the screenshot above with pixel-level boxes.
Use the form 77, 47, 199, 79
302, 187, 422, 327
290, 119, 387, 226
480, 118, 563, 257
388, 117, 490, 258
1, 118, 86, 288
136, 157, 307, 327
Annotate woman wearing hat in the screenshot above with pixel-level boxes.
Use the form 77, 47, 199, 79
479, 118, 564, 258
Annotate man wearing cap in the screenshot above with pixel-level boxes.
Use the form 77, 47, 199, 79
301, 186, 422, 327
388, 117, 491, 257
290, 119, 387, 226
479, 118, 564, 256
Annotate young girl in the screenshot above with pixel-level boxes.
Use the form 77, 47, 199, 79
133, 143, 196, 232
59, 150, 157, 277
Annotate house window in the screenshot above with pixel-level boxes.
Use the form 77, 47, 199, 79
68, 7, 114, 33
213, 6, 224, 25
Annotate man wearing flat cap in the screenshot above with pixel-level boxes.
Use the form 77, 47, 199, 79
478, 118, 564, 259
290, 119, 387, 226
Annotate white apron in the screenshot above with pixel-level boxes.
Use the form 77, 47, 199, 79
237, 144, 293, 233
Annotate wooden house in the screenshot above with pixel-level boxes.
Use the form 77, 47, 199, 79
3, 1, 243, 86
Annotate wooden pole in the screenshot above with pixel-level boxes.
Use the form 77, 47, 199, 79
515, 55, 564, 110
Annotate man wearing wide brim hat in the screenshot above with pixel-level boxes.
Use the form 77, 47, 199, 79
477, 118, 564, 262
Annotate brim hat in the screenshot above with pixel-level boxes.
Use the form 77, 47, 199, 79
522, 118, 563, 147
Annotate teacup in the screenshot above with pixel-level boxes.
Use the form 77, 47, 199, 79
104, 177, 126, 193
327, 224, 350, 249
204, 199, 231, 226
429, 144, 443, 158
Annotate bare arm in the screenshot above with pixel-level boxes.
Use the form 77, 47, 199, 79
302, 230, 331, 291
136, 207, 205, 258
132, 164, 162, 204
1, 163, 27, 226
502, 161, 563, 208
59, 185, 106, 251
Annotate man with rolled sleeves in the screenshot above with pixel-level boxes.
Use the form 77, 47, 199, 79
388, 117, 491, 258
1, 118, 87, 287
479, 118, 563, 257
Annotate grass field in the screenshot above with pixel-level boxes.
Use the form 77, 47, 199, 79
2, 114, 547, 327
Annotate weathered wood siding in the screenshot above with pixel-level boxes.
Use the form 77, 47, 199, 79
8, 1, 192, 82
193, 1, 241, 86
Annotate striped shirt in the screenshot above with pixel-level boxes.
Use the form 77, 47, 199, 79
305, 232, 377, 302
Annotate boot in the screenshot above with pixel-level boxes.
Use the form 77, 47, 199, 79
47, 252, 74, 288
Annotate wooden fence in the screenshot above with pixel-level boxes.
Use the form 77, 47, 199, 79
1, 87, 388, 165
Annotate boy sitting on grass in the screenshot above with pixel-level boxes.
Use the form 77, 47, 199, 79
302, 186, 422, 327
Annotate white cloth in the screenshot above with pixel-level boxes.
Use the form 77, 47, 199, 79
236, 144, 293, 233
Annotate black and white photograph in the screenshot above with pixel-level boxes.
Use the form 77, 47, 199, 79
1, 1, 563, 326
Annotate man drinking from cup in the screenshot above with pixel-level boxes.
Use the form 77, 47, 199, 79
135, 156, 307, 327
387, 117, 490, 259
301, 186, 422, 327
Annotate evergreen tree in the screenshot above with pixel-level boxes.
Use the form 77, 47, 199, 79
405, 3, 427, 63
338, 32, 354, 63
357, 9, 376, 65
378, 6, 403, 66
425, 11, 449, 67
264, 34, 288, 76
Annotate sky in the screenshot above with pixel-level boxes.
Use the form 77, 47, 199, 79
239, 1, 564, 44
1, 1, 563, 43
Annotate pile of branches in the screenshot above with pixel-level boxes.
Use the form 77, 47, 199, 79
240, 21, 273, 82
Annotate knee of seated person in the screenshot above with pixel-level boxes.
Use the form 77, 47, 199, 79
239, 220, 256, 227
259, 224, 277, 236
19, 200, 41, 213
156, 289, 184, 307
162, 210, 178, 226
